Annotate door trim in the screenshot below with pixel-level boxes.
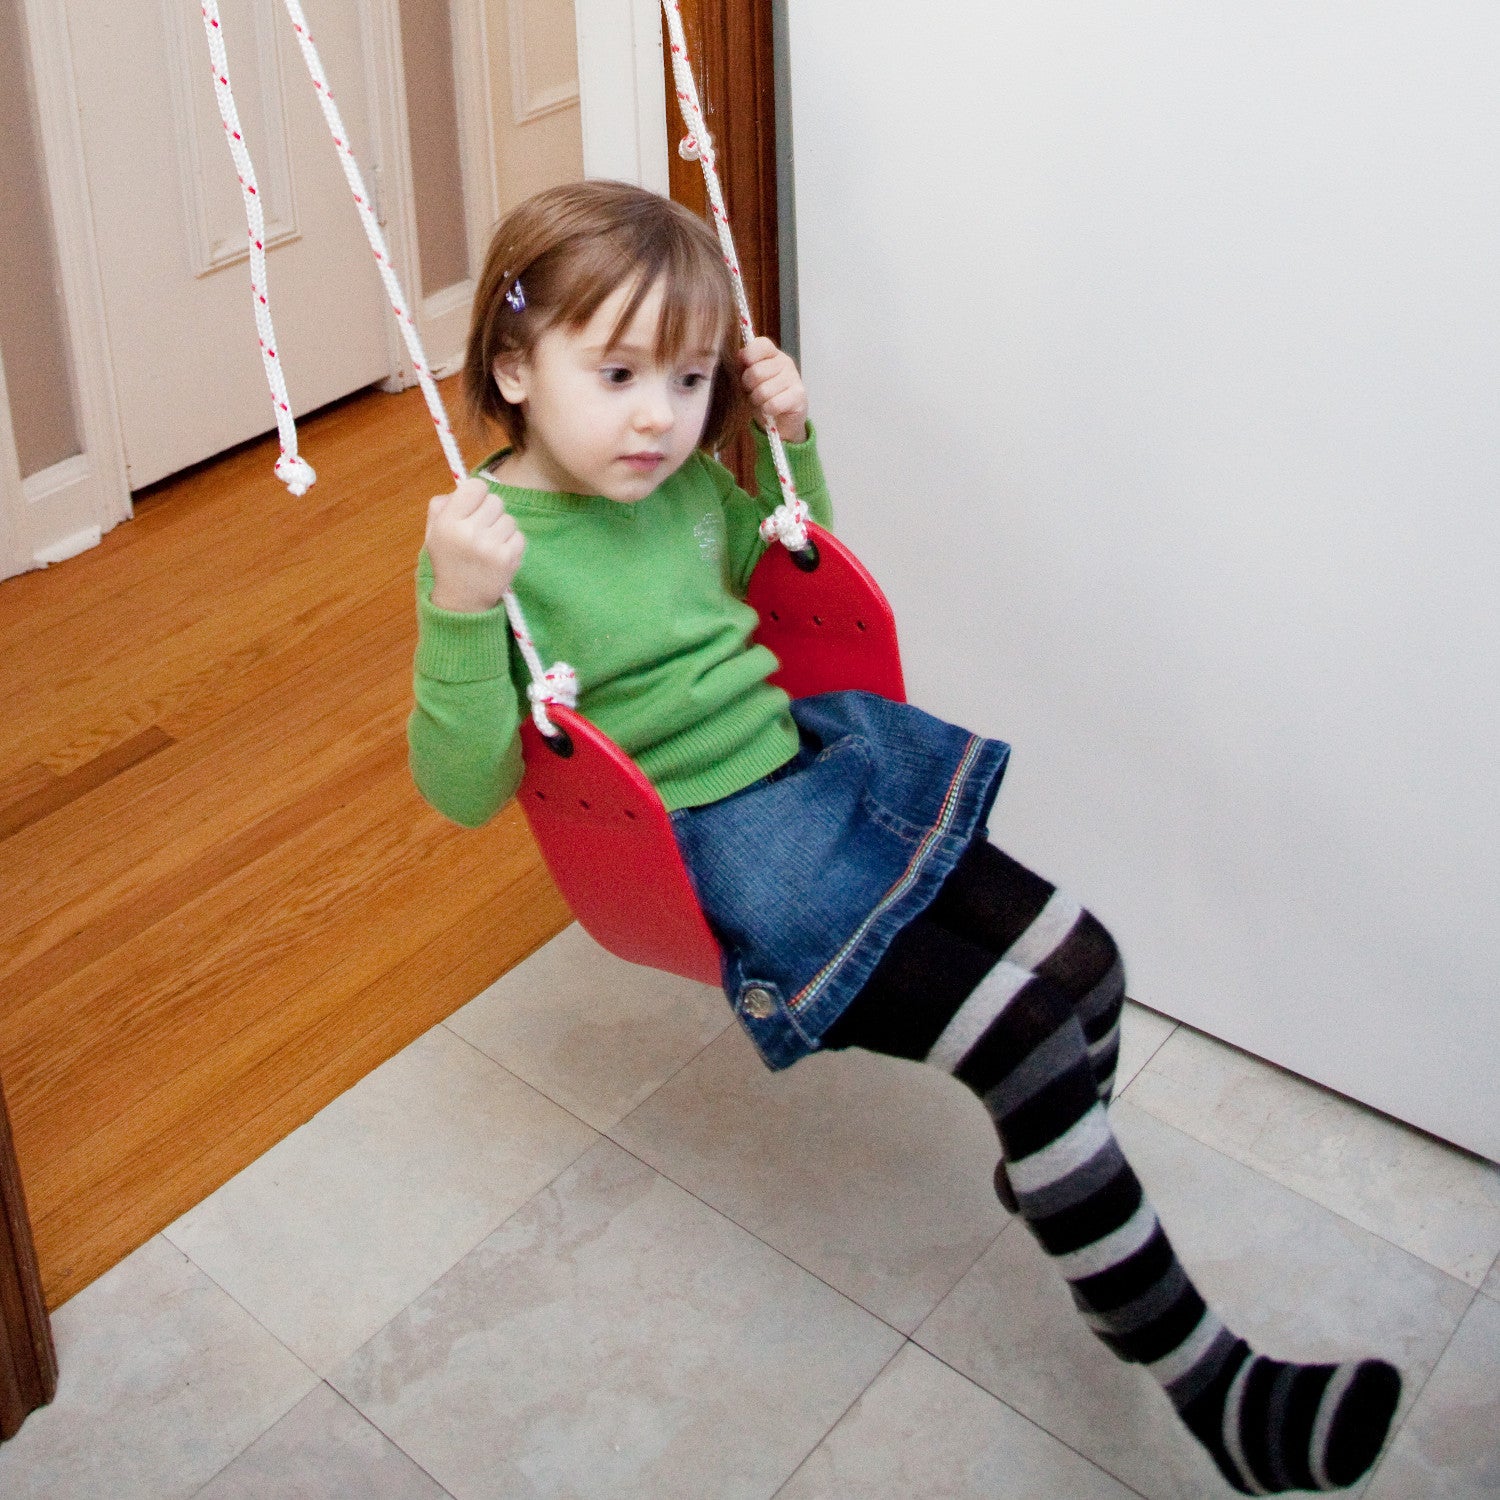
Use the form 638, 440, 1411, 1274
363, 0, 500, 386
0, 1073, 56, 1442
573, 0, 670, 193
1, 0, 131, 583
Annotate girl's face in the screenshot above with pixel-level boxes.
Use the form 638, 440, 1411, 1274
492, 278, 721, 503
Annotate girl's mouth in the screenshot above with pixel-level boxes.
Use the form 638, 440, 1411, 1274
621, 453, 665, 472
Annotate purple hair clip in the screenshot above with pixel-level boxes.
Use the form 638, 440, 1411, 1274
504, 278, 526, 313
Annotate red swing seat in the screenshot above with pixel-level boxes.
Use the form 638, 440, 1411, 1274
517, 522, 906, 985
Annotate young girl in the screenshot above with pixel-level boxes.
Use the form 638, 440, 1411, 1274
408, 179, 1400, 1496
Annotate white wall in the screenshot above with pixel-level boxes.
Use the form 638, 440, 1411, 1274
789, 2, 1500, 1159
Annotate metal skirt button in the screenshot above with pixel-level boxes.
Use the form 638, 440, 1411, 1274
741, 986, 776, 1020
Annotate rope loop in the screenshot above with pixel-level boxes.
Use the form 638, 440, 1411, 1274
274, 453, 317, 496
526, 662, 579, 738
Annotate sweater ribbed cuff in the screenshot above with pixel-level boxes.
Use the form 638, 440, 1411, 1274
414, 555, 512, 683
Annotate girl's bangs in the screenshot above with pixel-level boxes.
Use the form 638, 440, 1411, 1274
603, 245, 733, 361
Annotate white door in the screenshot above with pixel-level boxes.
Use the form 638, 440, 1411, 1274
788, 2, 1500, 1161
66, 0, 394, 489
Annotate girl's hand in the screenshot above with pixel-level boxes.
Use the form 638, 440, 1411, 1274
425, 477, 525, 613
740, 337, 808, 445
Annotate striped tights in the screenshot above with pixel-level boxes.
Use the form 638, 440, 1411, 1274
822, 839, 1400, 1495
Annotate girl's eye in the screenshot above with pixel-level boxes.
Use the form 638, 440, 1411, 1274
679, 371, 710, 390
602, 367, 632, 385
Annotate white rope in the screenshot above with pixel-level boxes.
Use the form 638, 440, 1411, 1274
201, 0, 570, 736
660, 0, 811, 553
199, 3, 314, 495
205, 3, 797, 733
275, 0, 466, 483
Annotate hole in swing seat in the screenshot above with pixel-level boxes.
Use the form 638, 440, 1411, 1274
856, 620, 867, 631
624, 809, 637, 821
579, 798, 592, 811
768, 609, 780, 622
812, 615, 824, 626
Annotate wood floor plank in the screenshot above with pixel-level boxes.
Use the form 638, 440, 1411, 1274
21, 805, 561, 1300
0, 728, 175, 843
12, 495, 424, 781
7, 746, 443, 1154
1, 629, 413, 975
0, 381, 456, 660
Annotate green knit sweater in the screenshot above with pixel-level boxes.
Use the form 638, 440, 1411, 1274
408, 426, 833, 828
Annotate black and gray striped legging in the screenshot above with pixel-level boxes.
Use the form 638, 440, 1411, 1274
821, 838, 1400, 1496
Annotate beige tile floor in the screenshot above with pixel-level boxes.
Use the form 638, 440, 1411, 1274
4, 922, 1498, 1499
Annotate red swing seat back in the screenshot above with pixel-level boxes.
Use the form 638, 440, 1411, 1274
517, 523, 905, 985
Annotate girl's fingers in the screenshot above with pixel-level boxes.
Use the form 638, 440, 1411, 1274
742, 356, 785, 389
751, 375, 805, 417
473, 490, 508, 529
446, 476, 491, 518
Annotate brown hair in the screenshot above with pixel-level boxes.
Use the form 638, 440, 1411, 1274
464, 180, 744, 452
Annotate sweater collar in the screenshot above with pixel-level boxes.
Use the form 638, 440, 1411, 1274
472, 446, 704, 516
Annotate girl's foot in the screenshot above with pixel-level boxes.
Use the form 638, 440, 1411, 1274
1178, 1342, 1401, 1493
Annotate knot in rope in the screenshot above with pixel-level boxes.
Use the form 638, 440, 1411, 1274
274, 452, 317, 496
526, 661, 579, 737
678, 131, 707, 162
759, 497, 811, 553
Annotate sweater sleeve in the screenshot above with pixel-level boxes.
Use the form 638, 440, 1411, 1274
407, 548, 525, 828
719, 422, 834, 597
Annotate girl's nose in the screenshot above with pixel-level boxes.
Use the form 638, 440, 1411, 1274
633, 383, 674, 432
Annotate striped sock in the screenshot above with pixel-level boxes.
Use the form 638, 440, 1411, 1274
825, 899, 1400, 1492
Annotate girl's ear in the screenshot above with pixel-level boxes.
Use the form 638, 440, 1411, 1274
492, 353, 528, 404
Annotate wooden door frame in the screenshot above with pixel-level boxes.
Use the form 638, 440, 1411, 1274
0, 1076, 55, 1441
1, 0, 132, 583
660, 0, 780, 484
364, 0, 501, 385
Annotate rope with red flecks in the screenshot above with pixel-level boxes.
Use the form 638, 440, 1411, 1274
200, 0, 569, 733
275, 0, 467, 484
199, 1, 313, 495
659, 0, 810, 552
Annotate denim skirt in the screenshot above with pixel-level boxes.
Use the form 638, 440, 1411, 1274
670, 690, 1010, 1070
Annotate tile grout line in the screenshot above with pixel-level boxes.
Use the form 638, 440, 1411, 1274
1121, 1019, 1500, 1284
309, 1023, 605, 1371
1111, 1082, 1500, 1294
902, 1326, 1154, 1500
600, 1129, 954, 1340
316, 1382, 462, 1500
163, 1026, 600, 1386
763, 1340, 909, 1500
1101, 1104, 1484, 1492
440, 988, 736, 1136
602, 1111, 1014, 1337
1113, 1010, 1179, 1103
180, 1379, 460, 1500
143, 1232, 324, 1496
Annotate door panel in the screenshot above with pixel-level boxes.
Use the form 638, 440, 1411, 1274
69, 0, 392, 489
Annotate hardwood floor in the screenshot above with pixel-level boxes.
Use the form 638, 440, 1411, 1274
0, 381, 571, 1309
